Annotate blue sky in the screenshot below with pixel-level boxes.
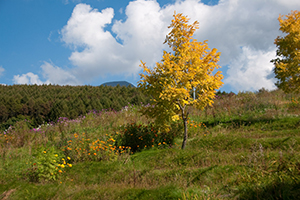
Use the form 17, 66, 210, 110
0, 0, 299, 92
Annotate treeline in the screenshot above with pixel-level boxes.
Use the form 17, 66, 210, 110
0, 84, 150, 130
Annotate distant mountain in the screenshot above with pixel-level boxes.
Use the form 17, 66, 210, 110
101, 81, 135, 87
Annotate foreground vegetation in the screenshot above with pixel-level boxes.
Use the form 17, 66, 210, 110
0, 89, 300, 199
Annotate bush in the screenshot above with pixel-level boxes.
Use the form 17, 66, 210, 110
24, 146, 72, 182
114, 123, 179, 153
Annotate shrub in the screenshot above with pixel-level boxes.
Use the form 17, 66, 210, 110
24, 146, 72, 182
114, 122, 179, 153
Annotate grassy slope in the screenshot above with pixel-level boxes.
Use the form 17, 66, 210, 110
0, 90, 300, 200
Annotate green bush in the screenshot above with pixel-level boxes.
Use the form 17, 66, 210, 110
24, 146, 72, 182
114, 123, 179, 153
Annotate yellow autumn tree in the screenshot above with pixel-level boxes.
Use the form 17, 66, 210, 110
272, 10, 300, 93
138, 12, 223, 149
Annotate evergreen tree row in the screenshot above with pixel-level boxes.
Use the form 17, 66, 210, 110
0, 84, 150, 130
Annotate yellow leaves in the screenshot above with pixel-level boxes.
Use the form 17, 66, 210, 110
272, 10, 300, 93
138, 11, 223, 126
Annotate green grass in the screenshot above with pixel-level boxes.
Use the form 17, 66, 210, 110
1, 90, 300, 199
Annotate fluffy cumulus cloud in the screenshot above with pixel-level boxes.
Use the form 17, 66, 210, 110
13, 72, 44, 85
58, 0, 300, 92
61, 1, 167, 81
224, 47, 277, 91
40, 62, 80, 85
13, 62, 80, 85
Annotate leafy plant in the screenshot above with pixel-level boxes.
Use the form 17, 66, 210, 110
25, 146, 72, 182
114, 123, 179, 153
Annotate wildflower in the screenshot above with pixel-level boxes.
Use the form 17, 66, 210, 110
43, 151, 46, 154
58, 170, 62, 173
62, 158, 65, 161
67, 164, 72, 167
67, 157, 71, 160
94, 153, 96, 155
55, 154, 58, 157
61, 164, 65, 168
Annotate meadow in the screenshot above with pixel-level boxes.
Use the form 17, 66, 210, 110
0, 89, 300, 200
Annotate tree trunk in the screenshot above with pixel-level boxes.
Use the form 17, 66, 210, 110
181, 117, 188, 149
178, 101, 189, 150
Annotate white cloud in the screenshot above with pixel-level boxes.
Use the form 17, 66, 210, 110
58, 0, 300, 91
40, 62, 80, 85
13, 72, 44, 85
13, 62, 80, 85
0, 66, 4, 76
224, 47, 277, 92
61, 2, 167, 82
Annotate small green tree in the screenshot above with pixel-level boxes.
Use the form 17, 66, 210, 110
138, 12, 223, 149
271, 10, 300, 93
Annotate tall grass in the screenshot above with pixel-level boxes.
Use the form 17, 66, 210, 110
0, 89, 300, 199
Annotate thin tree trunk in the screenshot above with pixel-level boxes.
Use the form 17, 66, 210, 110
181, 117, 188, 149
178, 101, 189, 150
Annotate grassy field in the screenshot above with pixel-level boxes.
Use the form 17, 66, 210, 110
0, 89, 300, 199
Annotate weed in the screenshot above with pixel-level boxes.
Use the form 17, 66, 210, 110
23, 146, 72, 182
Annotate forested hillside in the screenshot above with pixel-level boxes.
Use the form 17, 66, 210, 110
0, 84, 149, 130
